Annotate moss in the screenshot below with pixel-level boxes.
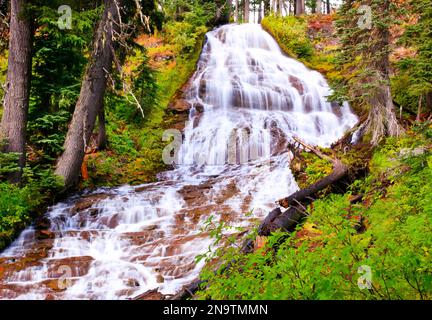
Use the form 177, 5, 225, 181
262, 15, 340, 82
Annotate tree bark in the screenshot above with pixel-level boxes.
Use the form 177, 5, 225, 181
244, 0, 250, 23
354, 0, 403, 145
0, 0, 32, 183
97, 103, 107, 150
55, 0, 121, 188
416, 95, 423, 122
426, 92, 432, 110
316, 0, 322, 14
295, 0, 305, 15
258, 1, 263, 23
326, 0, 330, 14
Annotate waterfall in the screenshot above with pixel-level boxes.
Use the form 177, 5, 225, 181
0, 24, 357, 300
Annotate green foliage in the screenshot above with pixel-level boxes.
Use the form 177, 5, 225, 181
390, 0, 432, 118
0, 167, 63, 251
27, 6, 100, 162
163, 0, 212, 55
262, 15, 314, 60
0, 142, 20, 179
197, 137, 432, 300
397, 0, 432, 101
27, 111, 70, 162
85, 0, 208, 187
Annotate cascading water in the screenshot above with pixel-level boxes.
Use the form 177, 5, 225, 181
0, 24, 358, 299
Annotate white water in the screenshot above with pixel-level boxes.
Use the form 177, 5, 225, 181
0, 24, 357, 300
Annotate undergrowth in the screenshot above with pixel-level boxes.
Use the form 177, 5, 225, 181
196, 125, 432, 300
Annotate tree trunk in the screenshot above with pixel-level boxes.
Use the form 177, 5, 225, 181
244, 0, 250, 23
270, 0, 275, 14
326, 0, 330, 14
280, 0, 285, 15
55, 0, 121, 188
416, 95, 423, 122
264, 0, 270, 16
258, 1, 263, 23
426, 92, 432, 114
0, 0, 32, 183
97, 104, 107, 150
234, 0, 239, 22
354, 0, 402, 146
295, 0, 304, 15
316, 0, 322, 14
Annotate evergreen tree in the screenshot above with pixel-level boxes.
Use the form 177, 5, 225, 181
333, 0, 403, 145
398, 0, 432, 120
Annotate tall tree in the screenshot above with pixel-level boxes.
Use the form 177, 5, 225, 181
0, 0, 32, 183
316, 0, 322, 13
398, 0, 432, 120
334, 0, 402, 145
295, 0, 304, 15
244, 0, 250, 22
263, 0, 270, 16
55, 0, 122, 188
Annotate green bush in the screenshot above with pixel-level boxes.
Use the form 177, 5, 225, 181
197, 139, 432, 300
262, 16, 314, 60
0, 168, 63, 251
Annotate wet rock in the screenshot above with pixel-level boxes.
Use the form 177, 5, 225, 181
214, 181, 239, 204
198, 78, 207, 99
194, 102, 205, 113
121, 230, 165, 246
98, 213, 119, 229
178, 182, 212, 206
270, 126, 289, 156
71, 193, 110, 213
156, 274, 164, 283
133, 288, 165, 300
47, 255, 94, 278
331, 101, 343, 118
304, 94, 313, 113
125, 278, 140, 287
289, 75, 304, 95
35, 216, 51, 230
168, 98, 191, 113
35, 230, 55, 240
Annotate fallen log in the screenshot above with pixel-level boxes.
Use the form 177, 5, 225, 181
278, 136, 348, 209
257, 136, 349, 239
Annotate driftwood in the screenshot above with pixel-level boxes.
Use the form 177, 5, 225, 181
258, 137, 348, 236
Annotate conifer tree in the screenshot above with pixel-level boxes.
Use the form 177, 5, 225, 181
333, 0, 403, 145
399, 0, 432, 119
